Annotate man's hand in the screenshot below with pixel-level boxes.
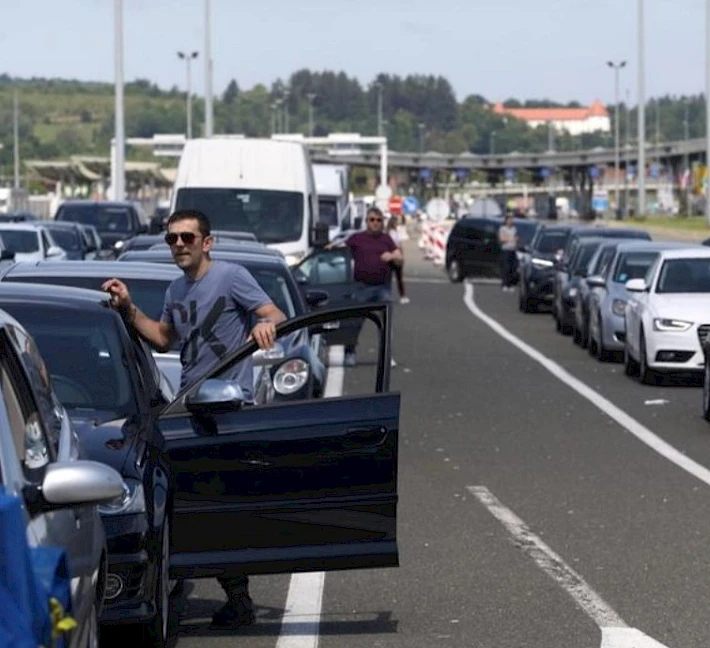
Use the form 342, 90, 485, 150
381, 251, 394, 262
248, 320, 277, 349
102, 278, 132, 311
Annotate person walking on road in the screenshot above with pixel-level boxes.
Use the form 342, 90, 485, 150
102, 208, 286, 630
337, 206, 403, 367
386, 214, 409, 304
498, 214, 519, 292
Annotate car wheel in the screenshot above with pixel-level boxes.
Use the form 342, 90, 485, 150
580, 316, 589, 350
137, 520, 171, 648
638, 328, 656, 385
87, 601, 100, 648
518, 284, 533, 313
447, 259, 463, 283
703, 357, 710, 421
624, 340, 639, 377
594, 316, 607, 361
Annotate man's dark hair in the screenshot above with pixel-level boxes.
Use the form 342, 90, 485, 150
367, 206, 384, 220
166, 209, 212, 238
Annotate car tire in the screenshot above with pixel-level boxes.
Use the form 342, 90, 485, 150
87, 601, 100, 648
624, 340, 639, 377
518, 284, 533, 313
594, 316, 608, 361
447, 258, 463, 283
638, 328, 656, 385
703, 357, 710, 421
136, 520, 172, 648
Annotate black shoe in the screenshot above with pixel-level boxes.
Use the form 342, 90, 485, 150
211, 598, 255, 628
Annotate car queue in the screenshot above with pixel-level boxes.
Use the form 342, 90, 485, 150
0, 201, 401, 647
444, 214, 710, 426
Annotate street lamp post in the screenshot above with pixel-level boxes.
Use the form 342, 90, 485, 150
490, 131, 497, 155
203, 0, 213, 137
684, 99, 691, 217
706, 0, 710, 223
113, 0, 125, 201
178, 51, 199, 139
283, 89, 290, 134
624, 87, 631, 219
637, 0, 646, 216
418, 123, 425, 154
13, 90, 19, 189
375, 82, 383, 137
607, 60, 626, 216
307, 93, 317, 137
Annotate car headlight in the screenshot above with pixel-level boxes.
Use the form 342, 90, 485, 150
98, 479, 146, 515
113, 240, 125, 251
567, 287, 578, 298
273, 359, 310, 395
612, 299, 627, 317
653, 318, 693, 332
531, 257, 554, 268
285, 252, 305, 267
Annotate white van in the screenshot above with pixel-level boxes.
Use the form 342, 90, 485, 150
170, 138, 326, 266
313, 163, 351, 241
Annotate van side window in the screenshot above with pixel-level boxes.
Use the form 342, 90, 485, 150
308, 194, 315, 232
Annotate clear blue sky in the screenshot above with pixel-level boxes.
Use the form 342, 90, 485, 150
1, 0, 704, 105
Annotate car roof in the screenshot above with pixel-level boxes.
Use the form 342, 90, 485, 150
57, 200, 135, 208
658, 247, 710, 260
613, 241, 694, 253
0, 223, 42, 232
0, 260, 182, 281
0, 281, 110, 310
118, 249, 290, 269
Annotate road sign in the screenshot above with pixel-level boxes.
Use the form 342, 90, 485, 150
589, 166, 600, 179
420, 168, 432, 180
426, 197, 450, 222
455, 168, 468, 181
650, 163, 660, 179
403, 196, 420, 215
504, 168, 515, 181
540, 167, 551, 178
388, 196, 403, 215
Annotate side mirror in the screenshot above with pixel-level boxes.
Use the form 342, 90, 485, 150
24, 460, 125, 515
310, 222, 330, 248
186, 379, 244, 413
625, 278, 648, 292
46, 245, 63, 258
292, 268, 309, 285
0, 250, 15, 261
586, 274, 606, 288
251, 344, 286, 367
305, 289, 329, 308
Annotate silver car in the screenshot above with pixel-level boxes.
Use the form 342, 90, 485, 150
586, 242, 687, 360
0, 309, 124, 647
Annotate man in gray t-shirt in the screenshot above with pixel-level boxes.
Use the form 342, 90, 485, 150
103, 208, 286, 630
498, 215, 520, 292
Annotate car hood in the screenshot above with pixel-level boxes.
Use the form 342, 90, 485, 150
70, 413, 139, 475
651, 293, 710, 321
12, 251, 43, 262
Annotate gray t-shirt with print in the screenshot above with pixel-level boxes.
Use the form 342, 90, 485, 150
498, 225, 518, 251
160, 260, 271, 398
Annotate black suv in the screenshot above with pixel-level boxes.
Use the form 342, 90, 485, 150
445, 216, 539, 282
54, 201, 148, 257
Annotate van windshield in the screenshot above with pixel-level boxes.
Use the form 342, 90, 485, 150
318, 198, 339, 227
175, 188, 304, 243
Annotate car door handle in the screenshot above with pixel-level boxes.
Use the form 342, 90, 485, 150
343, 426, 387, 447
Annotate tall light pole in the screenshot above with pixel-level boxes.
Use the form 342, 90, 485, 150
270, 101, 278, 135
283, 89, 290, 134
607, 60, 626, 215
418, 123, 426, 154
307, 93, 317, 137
375, 82, 383, 137
114, 0, 125, 201
625, 87, 631, 219
637, 0, 646, 216
13, 90, 19, 189
706, 0, 710, 223
684, 98, 691, 217
203, 0, 213, 137
490, 130, 497, 155
178, 51, 199, 139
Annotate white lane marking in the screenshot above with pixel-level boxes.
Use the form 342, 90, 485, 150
276, 345, 343, 647
469, 486, 671, 648
463, 282, 710, 488
468, 486, 625, 628
408, 277, 501, 285
277, 572, 326, 648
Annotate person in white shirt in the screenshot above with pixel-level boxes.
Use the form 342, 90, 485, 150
386, 215, 409, 304
497, 215, 519, 292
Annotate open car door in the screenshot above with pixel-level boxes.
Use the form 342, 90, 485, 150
157, 303, 399, 579
293, 247, 364, 347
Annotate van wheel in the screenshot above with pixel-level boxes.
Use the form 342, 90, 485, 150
447, 259, 463, 283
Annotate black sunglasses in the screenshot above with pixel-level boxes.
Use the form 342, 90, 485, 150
165, 232, 199, 245
368, 217, 383, 223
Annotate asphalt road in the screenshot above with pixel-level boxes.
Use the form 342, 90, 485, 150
118, 240, 710, 648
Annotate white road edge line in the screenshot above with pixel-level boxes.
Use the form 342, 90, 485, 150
463, 282, 710, 488
276, 345, 344, 647
468, 486, 671, 648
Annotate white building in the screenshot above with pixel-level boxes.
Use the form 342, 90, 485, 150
492, 100, 610, 135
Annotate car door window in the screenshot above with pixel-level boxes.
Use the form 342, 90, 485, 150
298, 249, 352, 285
0, 332, 53, 481
41, 230, 51, 254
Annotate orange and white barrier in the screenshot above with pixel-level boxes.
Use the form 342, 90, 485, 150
431, 225, 447, 266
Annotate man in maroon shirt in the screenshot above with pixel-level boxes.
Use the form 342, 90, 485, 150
341, 206, 403, 366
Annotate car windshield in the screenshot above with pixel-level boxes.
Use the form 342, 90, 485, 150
0, 230, 39, 253
571, 243, 600, 271
46, 227, 81, 251
0, 304, 137, 418
536, 231, 569, 254
318, 199, 339, 227
58, 205, 132, 233
612, 252, 659, 284
656, 258, 710, 293
175, 188, 304, 243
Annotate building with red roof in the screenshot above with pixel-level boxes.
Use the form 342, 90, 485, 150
492, 100, 610, 136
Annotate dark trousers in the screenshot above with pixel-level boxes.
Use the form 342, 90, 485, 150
344, 283, 393, 355
217, 574, 250, 603
393, 262, 406, 298
500, 250, 517, 287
